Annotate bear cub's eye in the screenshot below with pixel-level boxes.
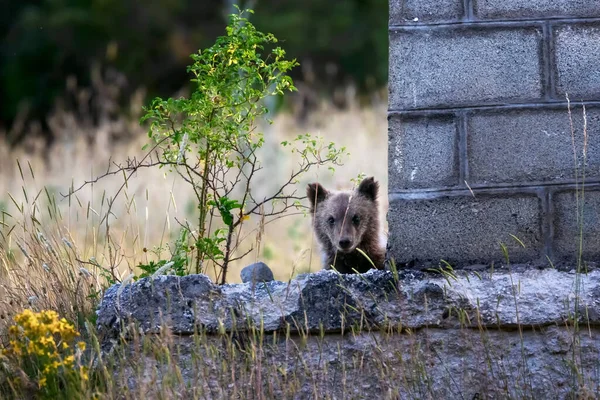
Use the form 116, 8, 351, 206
352, 215, 360, 226
327, 216, 335, 225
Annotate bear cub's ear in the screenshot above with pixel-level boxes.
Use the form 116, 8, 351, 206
307, 183, 329, 213
357, 176, 378, 201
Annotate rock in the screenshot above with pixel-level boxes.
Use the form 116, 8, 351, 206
95, 274, 222, 340
97, 268, 600, 340
240, 262, 274, 283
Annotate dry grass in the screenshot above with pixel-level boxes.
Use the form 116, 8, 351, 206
0, 96, 388, 287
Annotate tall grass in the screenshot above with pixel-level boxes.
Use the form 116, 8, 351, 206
0, 96, 388, 285
566, 95, 592, 396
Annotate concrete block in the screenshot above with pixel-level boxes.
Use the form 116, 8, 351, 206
474, 0, 600, 20
553, 190, 600, 261
388, 194, 543, 265
467, 107, 600, 185
555, 24, 600, 100
389, 27, 544, 110
388, 115, 459, 190
390, 0, 464, 25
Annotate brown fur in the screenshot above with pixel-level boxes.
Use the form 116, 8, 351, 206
306, 176, 385, 274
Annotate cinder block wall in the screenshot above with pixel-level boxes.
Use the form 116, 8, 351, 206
388, 1, 600, 267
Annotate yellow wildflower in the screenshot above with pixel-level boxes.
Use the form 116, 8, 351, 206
39, 335, 55, 346
8, 340, 21, 354
7, 309, 88, 391
63, 355, 75, 367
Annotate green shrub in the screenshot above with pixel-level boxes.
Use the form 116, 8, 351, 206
71, 9, 347, 284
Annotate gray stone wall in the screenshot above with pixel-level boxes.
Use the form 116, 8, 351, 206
97, 270, 600, 398
388, 1, 600, 267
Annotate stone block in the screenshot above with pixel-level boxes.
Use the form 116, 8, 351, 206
474, 0, 600, 20
555, 24, 600, 100
553, 189, 600, 261
388, 115, 459, 190
389, 27, 544, 110
467, 107, 600, 185
390, 0, 464, 25
388, 194, 543, 265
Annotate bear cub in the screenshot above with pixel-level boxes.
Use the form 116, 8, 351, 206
306, 176, 385, 274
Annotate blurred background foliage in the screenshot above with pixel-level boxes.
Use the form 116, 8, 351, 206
0, 0, 388, 145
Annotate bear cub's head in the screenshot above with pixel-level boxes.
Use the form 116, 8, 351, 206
306, 176, 379, 254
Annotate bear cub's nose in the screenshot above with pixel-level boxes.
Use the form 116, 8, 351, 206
339, 239, 352, 249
